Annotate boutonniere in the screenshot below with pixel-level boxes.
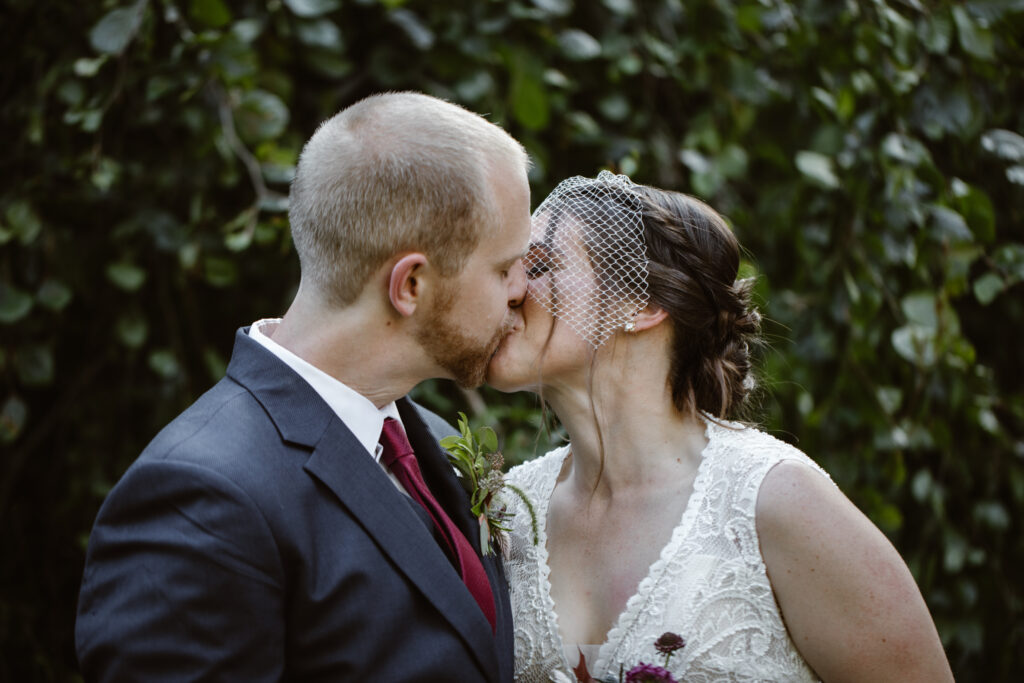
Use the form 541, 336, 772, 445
440, 413, 538, 556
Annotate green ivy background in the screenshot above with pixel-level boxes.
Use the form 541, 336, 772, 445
1, 0, 1022, 679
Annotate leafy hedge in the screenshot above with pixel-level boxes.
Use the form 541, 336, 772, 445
1, 0, 1022, 680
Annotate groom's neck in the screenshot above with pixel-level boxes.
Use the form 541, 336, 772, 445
269, 290, 427, 408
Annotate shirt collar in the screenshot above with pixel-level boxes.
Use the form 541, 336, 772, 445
248, 318, 401, 460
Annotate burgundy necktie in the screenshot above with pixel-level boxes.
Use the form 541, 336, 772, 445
379, 417, 497, 633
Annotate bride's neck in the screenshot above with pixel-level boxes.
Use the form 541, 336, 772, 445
543, 366, 707, 500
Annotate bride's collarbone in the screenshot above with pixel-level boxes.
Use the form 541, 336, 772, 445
543, 477, 697, 646
547, 480, 694, 549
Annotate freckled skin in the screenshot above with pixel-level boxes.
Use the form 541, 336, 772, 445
757, 461, 953, 682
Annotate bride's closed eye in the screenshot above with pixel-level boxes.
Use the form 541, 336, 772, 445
525, 244, 558, 280
527, 260, 551, 279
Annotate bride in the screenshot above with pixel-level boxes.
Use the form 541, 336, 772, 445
487, 172, 952, 682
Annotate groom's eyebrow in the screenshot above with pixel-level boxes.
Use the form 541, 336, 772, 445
500, 248, 529, 268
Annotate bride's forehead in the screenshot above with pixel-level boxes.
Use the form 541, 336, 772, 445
530, 209, 588, 249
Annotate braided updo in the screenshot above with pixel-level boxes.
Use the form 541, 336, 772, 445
632, 186, 761, 419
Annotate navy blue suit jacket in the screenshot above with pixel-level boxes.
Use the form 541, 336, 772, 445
76, 329, 514, 682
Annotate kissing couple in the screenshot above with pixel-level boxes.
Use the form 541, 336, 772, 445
76, 92, 952, 682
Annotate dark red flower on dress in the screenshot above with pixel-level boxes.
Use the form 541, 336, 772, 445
624, 662, 678, 683
653, 632, 686, 656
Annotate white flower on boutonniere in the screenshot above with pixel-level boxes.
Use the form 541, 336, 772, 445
440, 413, 538, 556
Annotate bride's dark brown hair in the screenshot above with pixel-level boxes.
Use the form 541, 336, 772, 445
630, 185, 761, 419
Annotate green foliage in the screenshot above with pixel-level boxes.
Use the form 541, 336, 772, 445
1, 0, 1022, 680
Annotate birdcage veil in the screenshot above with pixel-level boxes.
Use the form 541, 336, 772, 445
525, 170, 650, 347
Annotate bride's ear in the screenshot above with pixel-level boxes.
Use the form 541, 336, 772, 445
631, 303, 668, 332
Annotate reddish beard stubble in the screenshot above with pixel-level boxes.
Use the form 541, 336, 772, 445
415, 280, 514, 388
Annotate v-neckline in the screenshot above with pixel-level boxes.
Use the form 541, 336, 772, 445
532, 419, 718, 677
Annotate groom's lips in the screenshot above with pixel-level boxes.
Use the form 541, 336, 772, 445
486, 316, 519, 359
489, 323, 518, 359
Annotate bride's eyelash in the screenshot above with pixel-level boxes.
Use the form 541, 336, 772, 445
527, 261, 550, 279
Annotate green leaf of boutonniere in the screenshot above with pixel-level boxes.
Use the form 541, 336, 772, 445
440, 412, 538, 555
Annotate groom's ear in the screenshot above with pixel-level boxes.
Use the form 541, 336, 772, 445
387, 253, 429, 317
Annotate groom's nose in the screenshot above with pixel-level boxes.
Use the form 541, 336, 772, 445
507, 259, 527, 308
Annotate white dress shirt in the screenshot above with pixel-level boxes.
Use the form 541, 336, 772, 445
248, 318, 408, 490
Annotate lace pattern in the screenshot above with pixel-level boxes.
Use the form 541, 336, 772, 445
503, 420, 828, 682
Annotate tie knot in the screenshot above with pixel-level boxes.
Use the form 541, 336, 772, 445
379, 417, 414, 468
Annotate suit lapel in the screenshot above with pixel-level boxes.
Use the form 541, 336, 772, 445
303, 422, 499, 680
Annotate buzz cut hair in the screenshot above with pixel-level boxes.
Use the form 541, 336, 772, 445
288, 91, 529, 307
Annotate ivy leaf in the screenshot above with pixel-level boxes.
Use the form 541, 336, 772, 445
876, 387, 903, 415
304, 50, 353, 79
980, 129, 1024, 162
0, 395, 28, 444
389, 9, 434, 50
14, 346, 55, 386
283, 0, 341, 18
929, 205, 972, 245
511, 65, 549, 131
603, 0, 635, 15
234, 90, 290, 143
972, 272, 1004, 305
5, 201, 43, 245
232, 18, 264, 43
558, 29, 602, 61
974, 501, 1010, 531
882, 133, 932, 166
912, 83, 980, 140
0, 284, 33, 324
36, 280, 73, 312
296, 18, 344, 50
795, 151, 839, 189
204, 256, 239, 287
993, 243, 1024, 282
116, 314, 148, 348
203, 348, 228, 382
951, 179, 996, 243
892, 326, 936, 367
533, 0, 573, 16
89, 1, 145, 56
148, 349, 180, 379
189, 0, 232, 28
922, 12, 953, 54
598, 93, 630, 122
953, 6, 996, 61
73, 56, 108, 77
106, 263, 147, 291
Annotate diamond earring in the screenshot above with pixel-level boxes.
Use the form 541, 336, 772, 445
623, 320, 636, 333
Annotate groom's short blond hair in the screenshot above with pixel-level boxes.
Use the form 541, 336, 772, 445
288, 92, 528, 307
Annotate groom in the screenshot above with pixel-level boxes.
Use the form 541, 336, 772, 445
75, 92, 531, 681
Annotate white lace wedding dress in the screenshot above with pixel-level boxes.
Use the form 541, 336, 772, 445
502, 419, 828, 682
